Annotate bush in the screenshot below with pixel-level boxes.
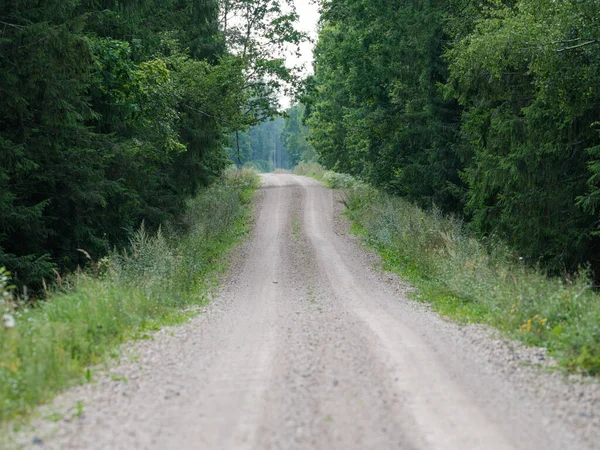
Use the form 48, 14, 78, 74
294, 161, 326, 180
323, 171, 358, 189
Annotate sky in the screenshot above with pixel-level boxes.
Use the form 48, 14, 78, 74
280, 0, 320, 107
289, 1, 320, 73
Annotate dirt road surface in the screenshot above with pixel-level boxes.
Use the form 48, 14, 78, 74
12, 174, 598, 450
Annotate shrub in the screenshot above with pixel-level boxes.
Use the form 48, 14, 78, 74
294, 161, 326, 181
323, 171, 360, 189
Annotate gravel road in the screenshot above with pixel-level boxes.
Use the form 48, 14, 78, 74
10, 174, 599, 450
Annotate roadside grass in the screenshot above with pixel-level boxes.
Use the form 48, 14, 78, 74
296, 164, 600, 376
346, 183, 600, 375
294, 162, 355, 189
0, 168, 260, 423
294, 161, 327, 181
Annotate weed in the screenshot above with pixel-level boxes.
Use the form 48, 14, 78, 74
73, 401, 84, 419
44, 413, 63, 423
108, 373, 128, 383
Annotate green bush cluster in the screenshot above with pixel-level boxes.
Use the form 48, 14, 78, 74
294, 162, 327, 181
0, 170, 259, 422
345, 182, 600, 375
323, 172, 358, 190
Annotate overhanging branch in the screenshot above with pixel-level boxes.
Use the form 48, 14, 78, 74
558, 39, 600, 52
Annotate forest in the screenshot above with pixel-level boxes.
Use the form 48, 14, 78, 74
2, 0, 600, 422
0, 0, 306, 288
3, 0, 600, 286
305, 0, 600, 276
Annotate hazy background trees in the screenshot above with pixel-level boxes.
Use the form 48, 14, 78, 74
226, 103, 318, 172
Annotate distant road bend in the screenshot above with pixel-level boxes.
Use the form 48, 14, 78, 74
23, 174, 592, 450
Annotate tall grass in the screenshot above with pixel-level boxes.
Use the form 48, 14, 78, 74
294, 162, 359, 189
341, 180, 600, 375
294, 161, 327, 181
0, 168, 260, 422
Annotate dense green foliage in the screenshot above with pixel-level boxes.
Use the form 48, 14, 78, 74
0, 169, 259, 422
307, 0, 600, 273
0, 0, 304, 288
281, 104, 318, 166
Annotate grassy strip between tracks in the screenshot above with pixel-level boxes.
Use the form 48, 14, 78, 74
0, 168, 260, 423
295, 163, 600, 376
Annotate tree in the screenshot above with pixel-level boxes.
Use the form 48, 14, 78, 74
226, 117, 288, 171
307, 0, 463, 209
307, 0, 600, 274
220, 0, 308, 124
0, 0, 232, 288
444, 0, 600, 271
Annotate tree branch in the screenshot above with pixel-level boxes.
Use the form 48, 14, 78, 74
0, 20, 24, 30
558, 39, 600, 52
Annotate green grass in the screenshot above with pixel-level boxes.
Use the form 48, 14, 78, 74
0, 168, 260, 423
294, 162, 356, 189
295, 163, 600, 376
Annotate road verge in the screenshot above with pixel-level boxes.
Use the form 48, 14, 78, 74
0, 168, 260, 423
296, 164, 600, 376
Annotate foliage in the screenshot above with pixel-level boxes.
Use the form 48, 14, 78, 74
307, 0, 463, 210
322, 171, 357, 190
0, 0, 305, 289
344, 178, 600, 375
444, 0, 600, 272
220, 0, 308, 122
294, 161, 327, 181
226, 103, 318, 172
0, 1, 225, 288
227, 118, 288, 171
0, 170, 259, 422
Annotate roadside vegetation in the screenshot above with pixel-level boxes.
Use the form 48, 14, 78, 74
0, 169, 260, 423
298, 165, 600, 376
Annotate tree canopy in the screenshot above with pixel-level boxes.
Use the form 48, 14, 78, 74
0, 0, 306, 287
306, 0, 600, 274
